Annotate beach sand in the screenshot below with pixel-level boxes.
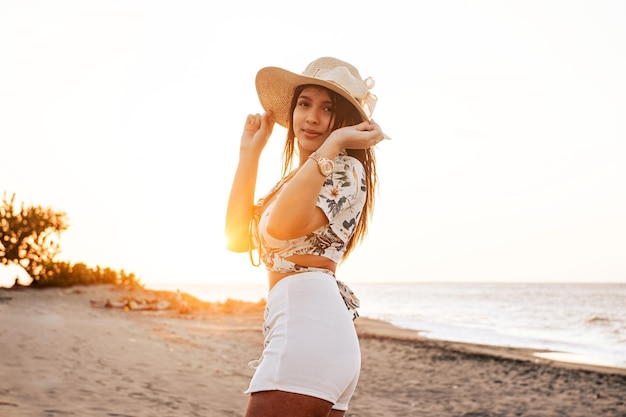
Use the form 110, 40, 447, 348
1, 285, 624, 417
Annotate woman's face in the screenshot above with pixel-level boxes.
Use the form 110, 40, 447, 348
292, 86, 335, 152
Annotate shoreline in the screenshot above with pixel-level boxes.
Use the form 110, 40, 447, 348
1, 284, 625, 416
355, 316, 626, 376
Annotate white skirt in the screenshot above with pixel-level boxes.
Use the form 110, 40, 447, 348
245, 272, 361, 411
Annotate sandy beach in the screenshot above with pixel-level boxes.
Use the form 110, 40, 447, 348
1, 285, 625, 417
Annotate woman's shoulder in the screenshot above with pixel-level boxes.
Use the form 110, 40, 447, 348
327, 154, 366, 195
334, 153, 364, 172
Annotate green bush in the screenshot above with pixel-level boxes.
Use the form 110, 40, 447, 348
36, 261, 142, 288
2, 192, 141, 288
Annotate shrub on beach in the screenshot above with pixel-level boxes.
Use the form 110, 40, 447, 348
1, 192, 68, 283
1, 192, 141, 288
37, 261, 142, 288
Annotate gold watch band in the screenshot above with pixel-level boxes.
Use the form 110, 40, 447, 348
309, 151, 334, 176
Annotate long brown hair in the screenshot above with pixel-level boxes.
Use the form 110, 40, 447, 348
281, 85, 378, 261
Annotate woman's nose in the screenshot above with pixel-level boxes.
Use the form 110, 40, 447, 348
306, 109, 320, 124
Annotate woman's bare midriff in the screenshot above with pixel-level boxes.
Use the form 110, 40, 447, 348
268, 254, 337, 290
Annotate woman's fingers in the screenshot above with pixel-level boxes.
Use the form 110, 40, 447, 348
259, 112, 275, 137
244, 112, 274, 134
244, 113, 261, 131
370, 120, 391, 141
240, 112, 275, 155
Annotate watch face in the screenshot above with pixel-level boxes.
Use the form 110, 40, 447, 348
321, 160, 334, 176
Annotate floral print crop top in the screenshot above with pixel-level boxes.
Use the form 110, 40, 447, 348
250, 154, 366, 274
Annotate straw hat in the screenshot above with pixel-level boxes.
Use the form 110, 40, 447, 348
255, 57, 378, 128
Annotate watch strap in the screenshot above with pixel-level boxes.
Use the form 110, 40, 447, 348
309, 151, 334, 176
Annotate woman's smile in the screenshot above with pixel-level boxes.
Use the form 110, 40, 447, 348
301, 128, 322, 139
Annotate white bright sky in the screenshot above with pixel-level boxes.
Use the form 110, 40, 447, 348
1, 0, 624, 288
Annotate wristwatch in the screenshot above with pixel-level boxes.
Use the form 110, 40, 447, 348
309, 151, 334, 176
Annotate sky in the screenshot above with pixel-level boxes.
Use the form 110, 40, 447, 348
1, 0, 624, 288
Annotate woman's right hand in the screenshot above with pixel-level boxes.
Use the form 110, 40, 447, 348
240, 112, 275, 155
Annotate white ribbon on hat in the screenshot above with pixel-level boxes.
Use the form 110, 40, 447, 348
314, 66, 378, 118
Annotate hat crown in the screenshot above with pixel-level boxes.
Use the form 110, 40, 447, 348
302, 57, 377, 118
302, 57, 362, 81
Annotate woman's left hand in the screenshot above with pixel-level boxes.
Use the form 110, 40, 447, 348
327, 120, 387, 150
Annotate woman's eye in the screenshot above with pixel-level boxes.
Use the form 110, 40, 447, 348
324, 107, 334, 113
298, 101, 309, 107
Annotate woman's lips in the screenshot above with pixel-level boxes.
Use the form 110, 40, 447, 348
302, 129, 320, 139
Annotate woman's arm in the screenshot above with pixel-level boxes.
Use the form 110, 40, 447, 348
266, 120, 384, 241
224, 113, 274, 252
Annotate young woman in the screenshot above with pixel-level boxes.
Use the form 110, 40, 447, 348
225, 57, 386, 417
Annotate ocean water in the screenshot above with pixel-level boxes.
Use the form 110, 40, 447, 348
149, 281, 626, 369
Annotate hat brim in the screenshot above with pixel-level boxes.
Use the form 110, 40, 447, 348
255, 66, 369, 129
